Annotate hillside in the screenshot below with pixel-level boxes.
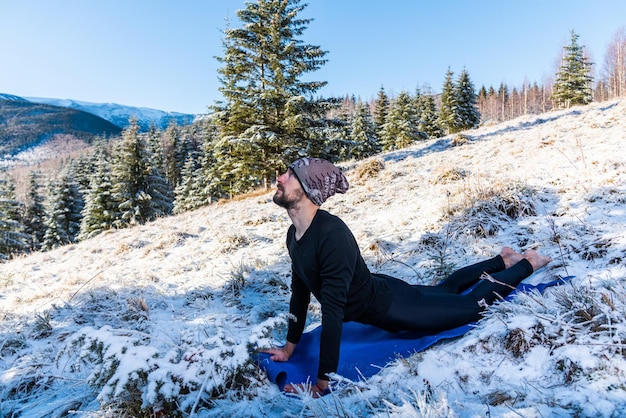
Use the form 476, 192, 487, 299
0, 100, 625, 417
0, 98, 122, 156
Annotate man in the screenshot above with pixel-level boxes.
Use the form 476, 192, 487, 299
265, 157, 551, 397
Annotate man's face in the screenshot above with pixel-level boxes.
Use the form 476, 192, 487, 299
273, 168, 306, 210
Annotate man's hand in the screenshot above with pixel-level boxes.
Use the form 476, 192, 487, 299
262, 341, 296, 362
263, 346, 291, 362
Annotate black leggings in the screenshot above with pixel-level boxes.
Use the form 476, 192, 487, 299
370, 255, 534, 333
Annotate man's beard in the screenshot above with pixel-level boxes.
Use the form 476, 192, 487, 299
273, 187, 305, 210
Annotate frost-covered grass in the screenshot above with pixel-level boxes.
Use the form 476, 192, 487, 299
1, 100, 626, 417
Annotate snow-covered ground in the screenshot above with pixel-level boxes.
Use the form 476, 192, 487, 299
1, 100, 625, 417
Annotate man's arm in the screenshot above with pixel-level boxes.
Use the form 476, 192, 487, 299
263, 271, 310, 361
286, 270, 310, 345
316, 228, 357, 381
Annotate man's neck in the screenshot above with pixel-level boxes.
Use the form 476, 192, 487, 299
288, 203, 319, 241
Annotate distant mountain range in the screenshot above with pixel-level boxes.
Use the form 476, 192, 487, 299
0, 93, 201, 158
25, 96, 200, 131
0, 95, 122, 156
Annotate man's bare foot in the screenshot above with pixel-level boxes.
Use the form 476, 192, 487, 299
523, 249, 552, 271
501, 247, 524, 269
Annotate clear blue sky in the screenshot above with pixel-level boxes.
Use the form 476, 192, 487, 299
2, 0, 625, 114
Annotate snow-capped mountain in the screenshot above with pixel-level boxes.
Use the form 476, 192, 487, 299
0, 93, 28, 102
25, 96, 200, 131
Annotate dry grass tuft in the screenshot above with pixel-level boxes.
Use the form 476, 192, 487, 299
503, 328, 530, 357
355, 158, 385, 180
433, 167, 468, 184
451, 134, 472, 146
220, 234, 251, 254
447, 181, 537, 238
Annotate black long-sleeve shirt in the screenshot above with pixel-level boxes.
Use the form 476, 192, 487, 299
285, 210, 392, 380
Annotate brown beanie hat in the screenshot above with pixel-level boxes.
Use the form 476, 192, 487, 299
288, 157, 349, 206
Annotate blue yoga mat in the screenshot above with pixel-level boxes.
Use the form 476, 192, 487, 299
255, 277, 573, 389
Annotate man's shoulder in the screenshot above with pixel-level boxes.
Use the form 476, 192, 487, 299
315, 209, 346, 226
315, 210, 352, 235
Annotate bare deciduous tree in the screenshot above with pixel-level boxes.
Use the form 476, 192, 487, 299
602, 28, 626, 98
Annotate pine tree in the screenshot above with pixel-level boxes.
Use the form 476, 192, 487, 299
350, 100, 380, 159
147, 156, 175, 219
42, 180, 68, 251
321, 97, 353, 161
439, 68, 457, 135
72, 155, 96, 193
160, 122, 200, 188
78, 152, 118, 240
22, 171, 47, 250
325, 123, 353, 161
42, 172, 84, 250
552, 30, 594, 108
211, 0, 329, 194
171, 127, 203, 207
380, 91, 425, 150
173, 155, 202, 214
418, 95, 444, 138
0, 175, 30, 259
372, 86, 389, 139
147, 125, 166, 176
161, 123, 181, 187
110, 120, 173, 228
454, 68, 481, 131
182, 123, 222, 207
413, 87, 425, 120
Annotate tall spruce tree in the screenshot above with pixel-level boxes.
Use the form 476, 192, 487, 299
42, 171, 84, 250
72, 155, 96, 194
325, 124, 353, 162
324, 95, 354, 161
552, 30, 594, 108
161, 123, 182, 187
380, 91, 425, 151
439, 68, 457, 135
454, 68, 481, 131
199, 123, 221, 202
211, 0, 329, 195
23, 171, 47, 250
159, 123, 200, 188
147, 125, 167, 177
78, 152, 117, 240
110, 120, 173, 228
373, 86, 390, 139
413, 87, 425, 121
418, 95, 444, 139
350, 100, 380, 159
0, 175, 30, 259
173, 155, 202, 214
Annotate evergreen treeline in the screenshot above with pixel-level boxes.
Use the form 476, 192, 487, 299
0, 1, 621, 260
